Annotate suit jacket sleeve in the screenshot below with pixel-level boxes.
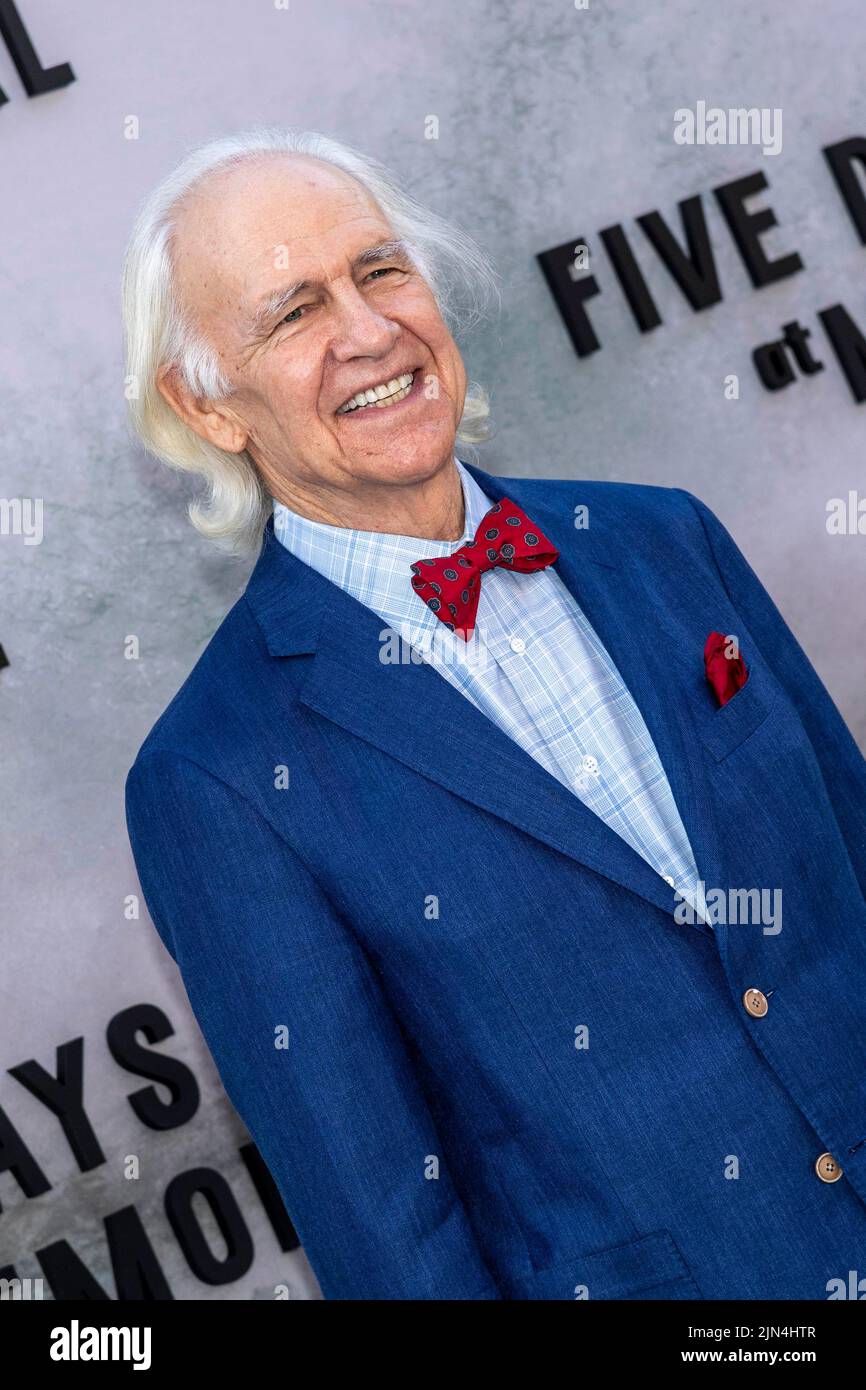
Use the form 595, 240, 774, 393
125, 749, 502, 1300
677, 487, 866, 901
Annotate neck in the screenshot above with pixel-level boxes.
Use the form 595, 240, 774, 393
269, 455, 466, 541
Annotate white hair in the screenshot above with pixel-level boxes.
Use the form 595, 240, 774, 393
121, 126, 501, 555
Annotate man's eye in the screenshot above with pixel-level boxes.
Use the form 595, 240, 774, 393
274, 268, 404, 330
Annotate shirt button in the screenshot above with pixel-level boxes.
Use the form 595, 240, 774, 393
509, 636, 526, 654
662, 874, 676, 888
581, 754, 599, 775
743, 987, 769, 1018
815, 1152, 843, 1183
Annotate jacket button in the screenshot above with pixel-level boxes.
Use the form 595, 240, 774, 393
743, 988, 769, 1017
815, 1152, 843, 1183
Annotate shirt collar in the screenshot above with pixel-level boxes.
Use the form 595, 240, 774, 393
271, 456, 493, 634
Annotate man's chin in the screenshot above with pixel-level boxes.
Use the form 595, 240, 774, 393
343, 432, 459, 489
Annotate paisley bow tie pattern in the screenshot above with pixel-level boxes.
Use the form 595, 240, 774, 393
409, 498, 559, 638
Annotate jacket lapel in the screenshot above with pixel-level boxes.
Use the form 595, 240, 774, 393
461, 463, 729, 924
244, 465, 720, 924
499, 472, 728, 923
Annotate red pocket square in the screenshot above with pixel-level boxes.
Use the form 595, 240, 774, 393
704, 631, 748, 708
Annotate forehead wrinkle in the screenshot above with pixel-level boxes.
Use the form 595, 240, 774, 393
169, 160, 399, 341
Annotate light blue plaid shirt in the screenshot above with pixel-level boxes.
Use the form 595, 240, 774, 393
273, 458, 709, 925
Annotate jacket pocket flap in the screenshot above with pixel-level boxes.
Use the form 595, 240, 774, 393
696, 665, 775, 761
521, 1228, 701, 1300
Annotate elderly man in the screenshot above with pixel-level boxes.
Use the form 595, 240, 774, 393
124, 128, 866, 1302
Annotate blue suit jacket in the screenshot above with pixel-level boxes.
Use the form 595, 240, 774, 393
125, 463, 866, 1300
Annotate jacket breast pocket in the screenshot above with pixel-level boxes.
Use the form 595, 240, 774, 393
695, 663, 777, 762
518, 1229, 703, 1301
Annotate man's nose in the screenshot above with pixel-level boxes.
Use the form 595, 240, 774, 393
329, 284, 400, 360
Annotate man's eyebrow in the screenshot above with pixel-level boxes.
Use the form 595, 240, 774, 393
248, 239, 414, 333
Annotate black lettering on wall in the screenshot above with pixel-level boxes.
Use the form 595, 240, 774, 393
106, 1003, 200, 1130
36, 1239, 111, 1301
0, 1103, 51, 1209
9, 1038, 105, 1172
823, 136, 866, 245
0, 0, 74, 99
636, 195, 723, 311
105, 1205, 174, 1301
819, 303, 866, 402
536, 237, 603, 357
165, 1167, 255, 1285
713, 171, 804, 288
599, 223, 662, 331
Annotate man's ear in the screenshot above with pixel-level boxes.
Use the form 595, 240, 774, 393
156, 363, 249, 455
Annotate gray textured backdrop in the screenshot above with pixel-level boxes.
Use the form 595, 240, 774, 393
1, 0, 863, 1300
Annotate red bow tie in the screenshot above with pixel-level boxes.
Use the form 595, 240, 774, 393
409, 497, 559, 639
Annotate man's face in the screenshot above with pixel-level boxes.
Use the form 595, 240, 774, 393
168, 154, 468, 499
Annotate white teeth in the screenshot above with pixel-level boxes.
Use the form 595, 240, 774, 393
337, 371, 415, 414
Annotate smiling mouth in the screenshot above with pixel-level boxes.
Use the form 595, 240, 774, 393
336, 370, 416, 414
